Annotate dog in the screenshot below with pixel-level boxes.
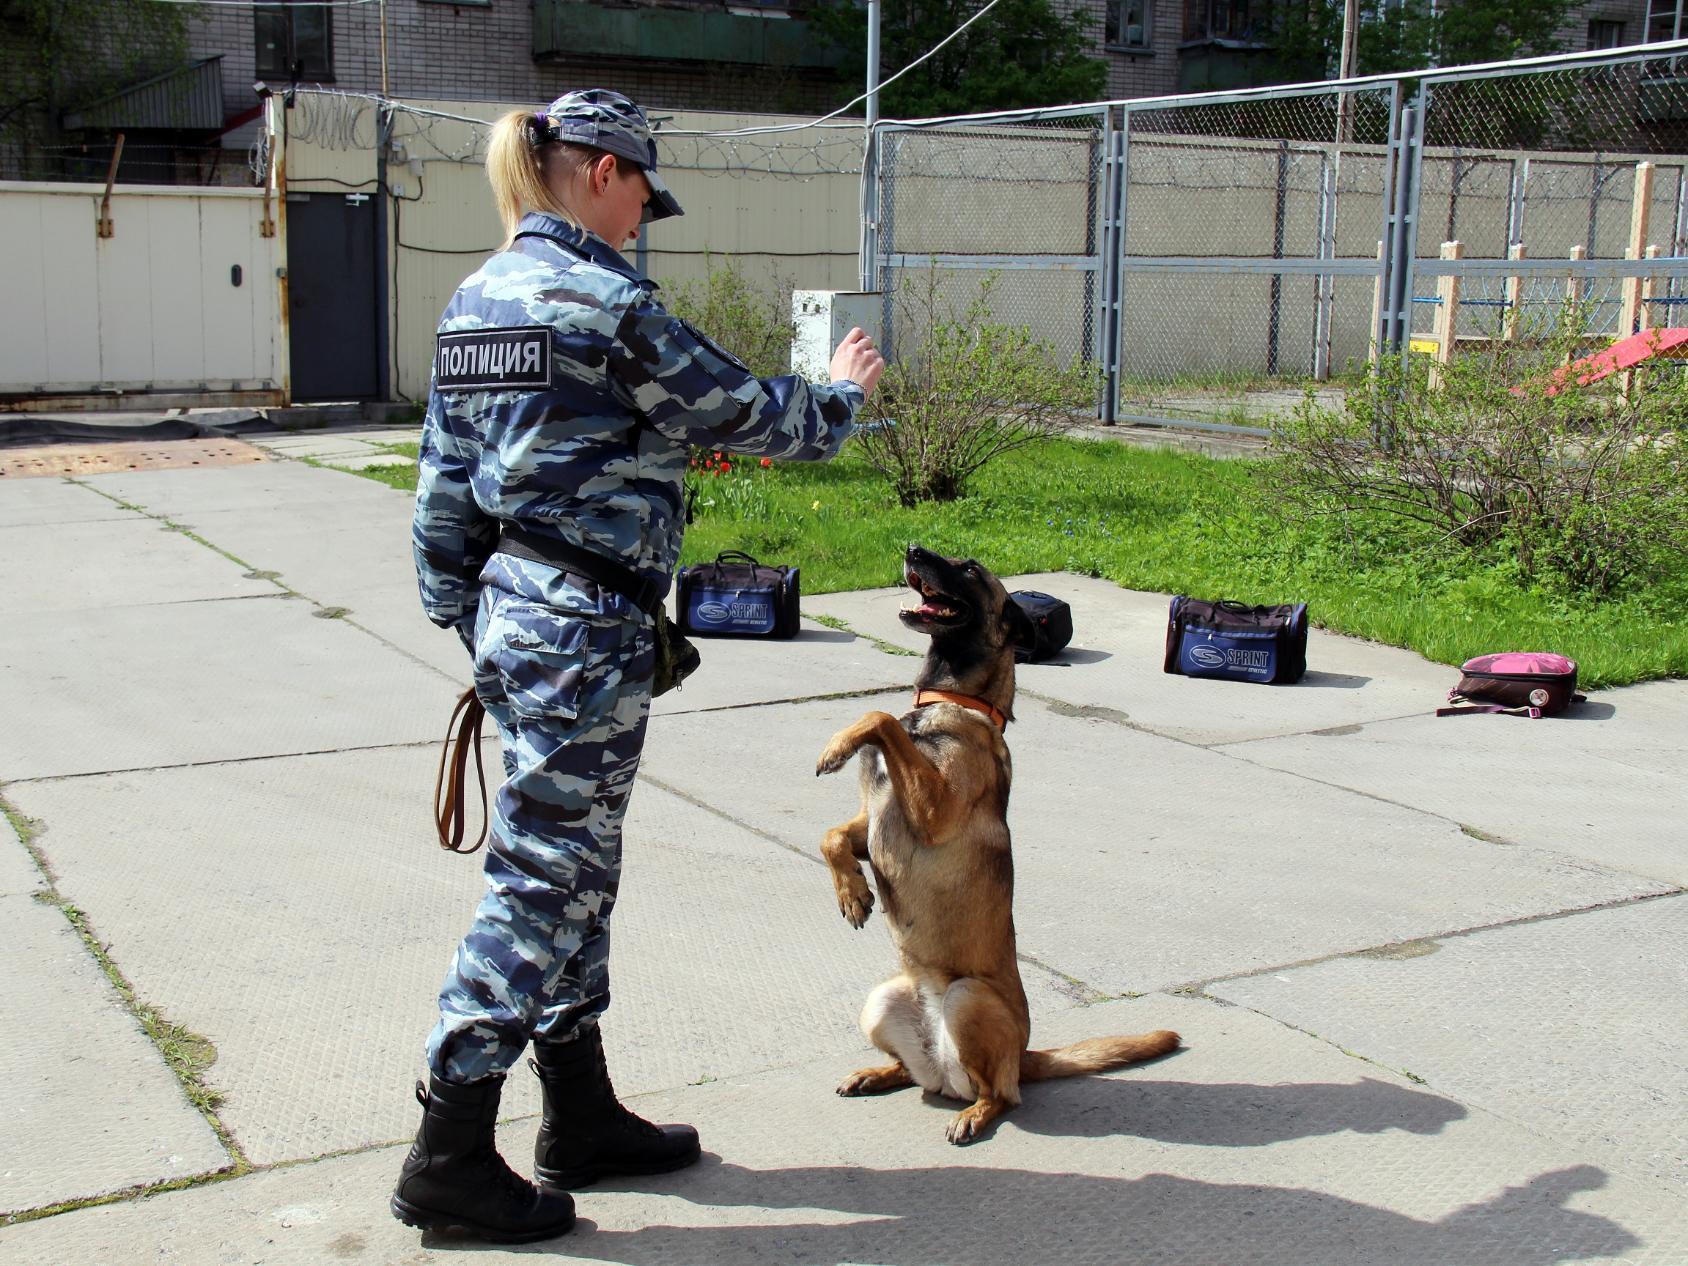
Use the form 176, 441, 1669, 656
816, 544, 1180, 1144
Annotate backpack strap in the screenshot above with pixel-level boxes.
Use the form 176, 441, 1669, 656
1437, 703, 1543, 719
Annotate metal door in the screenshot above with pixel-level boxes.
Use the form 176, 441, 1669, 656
285, 191, 379, 402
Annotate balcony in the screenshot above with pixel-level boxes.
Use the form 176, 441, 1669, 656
534, 1, 845, 70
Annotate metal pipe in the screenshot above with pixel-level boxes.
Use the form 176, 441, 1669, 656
859, 0, 880, 291
97, 132, 125, 239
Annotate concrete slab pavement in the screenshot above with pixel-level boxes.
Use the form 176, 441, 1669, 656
3, 996, 1684, 1264
2, 447, 1684, 1261
1212, 894, 1688, 1191
3, 749, 1083, 1167
0, 477, 134, 528
0, 595, 459, 781
0, 892, 229, 1216
644, 689, 1676, 996
1225, 696, 1688, 886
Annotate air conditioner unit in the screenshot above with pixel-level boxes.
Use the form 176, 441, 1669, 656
1126, 23, 1145, 43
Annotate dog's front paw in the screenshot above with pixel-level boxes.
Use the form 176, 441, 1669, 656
815, 736, 858, 776
836, 872, 875, 928
946, 1107, 989, 1145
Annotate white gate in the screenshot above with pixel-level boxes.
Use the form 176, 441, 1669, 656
0, 182, 285, 401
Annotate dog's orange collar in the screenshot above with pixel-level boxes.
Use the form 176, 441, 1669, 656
913, 688, 1007, 731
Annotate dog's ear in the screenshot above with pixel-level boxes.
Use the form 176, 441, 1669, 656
1001, 594, 1035, 653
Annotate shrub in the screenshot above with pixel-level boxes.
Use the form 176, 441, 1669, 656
1266, 314, 1688, 596
853, 274, 1098, 506
663, 256, 794, 380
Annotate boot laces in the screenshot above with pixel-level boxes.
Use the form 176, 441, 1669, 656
589, 1046, 662, 1138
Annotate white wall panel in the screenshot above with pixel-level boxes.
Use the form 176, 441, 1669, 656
0, 183, 281, 394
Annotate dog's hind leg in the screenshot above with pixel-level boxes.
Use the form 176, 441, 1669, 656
838, 975, 934, 1096
820, 810, 874, 928
939, 979, 1026, 1145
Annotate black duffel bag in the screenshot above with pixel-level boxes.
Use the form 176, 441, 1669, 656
1164, 596, 1309, 684
675, 550, 801, 638
1010, 590, 1073, 662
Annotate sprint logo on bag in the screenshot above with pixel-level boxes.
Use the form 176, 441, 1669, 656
695, 598, 773, 626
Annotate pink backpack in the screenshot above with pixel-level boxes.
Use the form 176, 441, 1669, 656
1437, 652, 1586, 719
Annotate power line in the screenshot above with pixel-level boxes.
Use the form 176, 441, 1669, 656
664, 0, 1012, 138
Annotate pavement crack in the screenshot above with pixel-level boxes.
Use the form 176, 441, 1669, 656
3, 738, 448, 785
0, 791, 249, 1179
1173, 888, 1686, 996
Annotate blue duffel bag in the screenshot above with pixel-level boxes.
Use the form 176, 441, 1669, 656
1163, 596, 1309, 684
675, 550, 801, 639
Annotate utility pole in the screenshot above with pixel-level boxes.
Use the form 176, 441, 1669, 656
1335, 0, 1360, 143
860, 0, 881, 291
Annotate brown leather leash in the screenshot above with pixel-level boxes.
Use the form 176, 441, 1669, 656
434, 686, 489, 853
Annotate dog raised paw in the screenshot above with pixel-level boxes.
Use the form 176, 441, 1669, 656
815, 737, 859, 776
836, 874, 875, 928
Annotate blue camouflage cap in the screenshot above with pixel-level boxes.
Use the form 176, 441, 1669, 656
537, 88, 683, 223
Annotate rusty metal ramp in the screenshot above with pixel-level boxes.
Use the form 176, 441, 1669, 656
0, 437, 269, 479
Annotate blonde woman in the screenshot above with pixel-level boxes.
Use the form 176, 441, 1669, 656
396, 89, 882, 1243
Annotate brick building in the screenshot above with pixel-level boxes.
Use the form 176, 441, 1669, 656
8, 0, 1684, 185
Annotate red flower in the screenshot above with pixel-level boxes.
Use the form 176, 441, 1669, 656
759, 457, 772, 468
719, 461, 732, 473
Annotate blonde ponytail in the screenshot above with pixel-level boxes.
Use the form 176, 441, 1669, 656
485, 110, 606, 249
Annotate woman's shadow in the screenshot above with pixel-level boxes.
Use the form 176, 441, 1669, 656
450, 1080, 1639, 1264
539, 1160, 1635, 1266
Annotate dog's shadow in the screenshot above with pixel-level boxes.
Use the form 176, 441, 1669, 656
1008, 1073, 1467, 1145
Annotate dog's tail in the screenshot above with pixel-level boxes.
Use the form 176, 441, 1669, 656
1020, 1030, 1180, 1082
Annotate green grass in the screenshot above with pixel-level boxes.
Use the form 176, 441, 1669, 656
345, 436, 1687, 688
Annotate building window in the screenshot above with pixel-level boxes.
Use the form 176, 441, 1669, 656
1587, 18, 1626, 49
1107, 0, 1152, 49
1184, 0, 1255, 42
1645, 0, 1683, 43
256, 1, 334, 82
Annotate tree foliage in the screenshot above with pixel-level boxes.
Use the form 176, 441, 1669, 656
811, 0, 1107, 118
0, 0, 194, 168
1266, 0, 1577, 82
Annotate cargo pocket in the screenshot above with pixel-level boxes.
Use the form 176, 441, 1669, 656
482, 601, 622, 724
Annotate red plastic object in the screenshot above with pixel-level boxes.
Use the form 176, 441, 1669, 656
1535, 327, 1688, 396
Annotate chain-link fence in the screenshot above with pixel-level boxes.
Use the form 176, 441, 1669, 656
869, 109, 1108, 376
869, 40, 1688, 431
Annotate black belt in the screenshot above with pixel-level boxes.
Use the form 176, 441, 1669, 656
495, 523, 663, 619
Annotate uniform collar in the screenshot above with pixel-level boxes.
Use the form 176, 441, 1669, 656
515, 211, 653, 287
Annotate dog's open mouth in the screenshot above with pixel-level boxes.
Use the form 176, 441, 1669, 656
899, 567, 969, 627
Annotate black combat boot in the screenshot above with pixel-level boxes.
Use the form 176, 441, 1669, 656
391, 1073, 576, 1243
531, 1027, 701, 1189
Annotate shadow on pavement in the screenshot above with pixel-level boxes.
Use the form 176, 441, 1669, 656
455, 1161, 1636, 1264
1006, 1074, 1467, 1145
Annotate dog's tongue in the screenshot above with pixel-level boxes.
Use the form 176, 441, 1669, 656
906, 599, 954, 618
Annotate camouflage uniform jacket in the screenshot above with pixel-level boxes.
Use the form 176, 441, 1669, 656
413, 211, 864, 640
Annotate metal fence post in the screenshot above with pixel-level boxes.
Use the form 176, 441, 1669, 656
859, 124, 879, 294
1098, 110, 1124, 423
878, 129, 897, 361
1111, 108, 1133, 425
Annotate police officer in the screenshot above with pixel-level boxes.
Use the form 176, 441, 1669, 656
392, 89, 884, 1243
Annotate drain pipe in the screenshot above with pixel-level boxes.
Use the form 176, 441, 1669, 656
97, 132, 126, 238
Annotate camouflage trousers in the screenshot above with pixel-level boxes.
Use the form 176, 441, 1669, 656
426, 561, 655, 1084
